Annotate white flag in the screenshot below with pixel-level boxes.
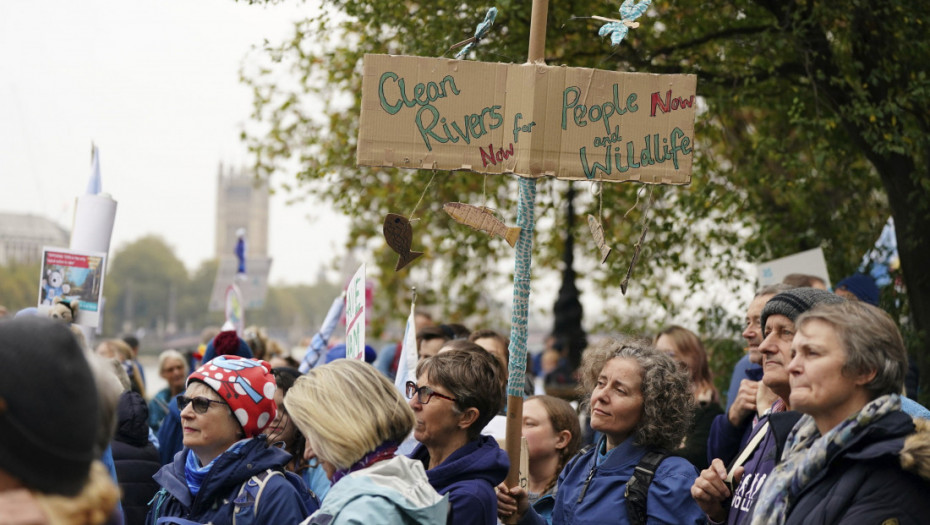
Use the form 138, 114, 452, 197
393, 301, 418, 394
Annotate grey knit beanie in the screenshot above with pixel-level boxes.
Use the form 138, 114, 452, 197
761, 287, 846, 330
0, 317, 100, 496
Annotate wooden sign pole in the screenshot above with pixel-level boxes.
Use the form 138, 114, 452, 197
503, 0, 548, 508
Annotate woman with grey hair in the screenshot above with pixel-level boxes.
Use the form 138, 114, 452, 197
285, 359, 448, 524
749, 301, 930, 524
147, 349, 188, 431
499, 337, 704, 524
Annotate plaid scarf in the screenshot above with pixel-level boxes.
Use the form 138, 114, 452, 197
749, 394, 901, 525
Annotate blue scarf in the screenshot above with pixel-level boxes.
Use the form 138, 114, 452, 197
184, 440, 249, 496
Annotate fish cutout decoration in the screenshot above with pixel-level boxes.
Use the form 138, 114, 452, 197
587, 214, 612, 264
597, 0, 651, 47
383, 213, 424, 271
443, 202, 521, 247
620, 224, 648, 295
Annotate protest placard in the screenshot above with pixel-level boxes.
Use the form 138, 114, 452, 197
358, 54, 697, 184
38, 247, 107, 327
757, 248, 831, 288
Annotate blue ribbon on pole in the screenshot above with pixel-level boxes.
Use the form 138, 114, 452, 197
455, 7, 498, 59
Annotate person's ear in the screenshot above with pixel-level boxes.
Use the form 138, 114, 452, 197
854, 367, 878, 387
458, 407, 480, 430
554, 429, 571, 450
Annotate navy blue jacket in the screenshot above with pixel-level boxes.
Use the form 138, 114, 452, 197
782, 411, 930, 524
146, 439, 310, 525
520, 436, 704, 525
157, 393, 184, 466
112, 391, 161, 525
411, 435, 509, 525
710, 366, 764, 466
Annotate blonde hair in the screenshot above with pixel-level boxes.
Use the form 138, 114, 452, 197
106, 358, 131, 393
284, 360, 415, 471
34, 461, 120, 525
96, 339, 146, 398
85, 355, 123, 456
96, 339, 132, 361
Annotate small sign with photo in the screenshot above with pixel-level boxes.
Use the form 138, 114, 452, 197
38, 247, 107, 327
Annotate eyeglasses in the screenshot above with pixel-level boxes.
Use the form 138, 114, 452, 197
177, 395, 228, 414
405, 381, 457, 404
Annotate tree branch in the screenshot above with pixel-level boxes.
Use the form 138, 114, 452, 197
649, 24, 774, 58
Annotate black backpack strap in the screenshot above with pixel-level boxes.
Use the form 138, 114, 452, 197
564, 443, 593, 474
624, 449, 670, 525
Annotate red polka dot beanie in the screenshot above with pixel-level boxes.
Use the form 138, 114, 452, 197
187, 355, 277, 438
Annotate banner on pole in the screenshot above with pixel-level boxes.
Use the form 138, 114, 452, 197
225, 284, 245, 337
345, 263, 367, 360
393, 301, 418, 394
358, 54, 697, 184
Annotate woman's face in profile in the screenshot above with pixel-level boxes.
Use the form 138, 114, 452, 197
589, 357, 644, 445
787, 319, 864, 425
267, 387, 297, 448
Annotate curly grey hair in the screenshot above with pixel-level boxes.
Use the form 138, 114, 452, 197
579, 336, 695, 450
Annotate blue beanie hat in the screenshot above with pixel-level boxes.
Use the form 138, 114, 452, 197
325, 343, 377, 364
836, 273, 880, 306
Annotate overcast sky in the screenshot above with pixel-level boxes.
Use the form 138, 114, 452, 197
0, 0, 348, 285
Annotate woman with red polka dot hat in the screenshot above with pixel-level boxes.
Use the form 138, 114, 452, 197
146, 355, 315, 525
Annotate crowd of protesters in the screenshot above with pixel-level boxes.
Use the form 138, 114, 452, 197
2, 271, 930, 525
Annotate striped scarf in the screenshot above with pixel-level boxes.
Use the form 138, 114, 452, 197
749, 394, 900, 525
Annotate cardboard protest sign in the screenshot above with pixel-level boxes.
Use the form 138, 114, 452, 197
757, 248, 831, 289
38, 247, 107, 327
358, 54, 697, 184
345, 263, 366, 360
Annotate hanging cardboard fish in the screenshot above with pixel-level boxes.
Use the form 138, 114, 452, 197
443, 202, 521, 247
383, 213, 424, 271
587, 214, 612, 264
620, 224, 648, 295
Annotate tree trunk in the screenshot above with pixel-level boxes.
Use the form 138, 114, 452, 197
875, 155, 930, 406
